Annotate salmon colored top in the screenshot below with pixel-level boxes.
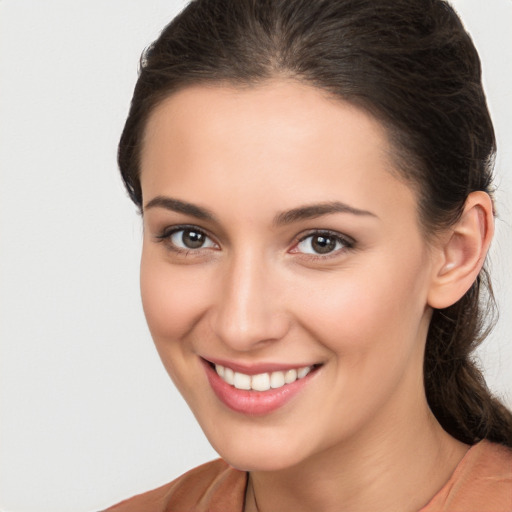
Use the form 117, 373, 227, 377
105, 440, 512, 512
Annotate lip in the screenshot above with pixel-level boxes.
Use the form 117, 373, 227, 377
201, 358, 320, 416
203, 356, 316, 375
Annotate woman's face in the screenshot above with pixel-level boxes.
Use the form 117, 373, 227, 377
139, 80, 439, 471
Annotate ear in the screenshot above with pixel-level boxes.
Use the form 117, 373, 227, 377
427, 191, 494, 309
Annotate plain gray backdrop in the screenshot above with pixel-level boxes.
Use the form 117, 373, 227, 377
1, 1, 511, 511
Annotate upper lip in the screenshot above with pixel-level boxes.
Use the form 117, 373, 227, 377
202, 356, 320, 375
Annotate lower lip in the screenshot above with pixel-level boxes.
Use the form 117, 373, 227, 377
202, 360, 318, 416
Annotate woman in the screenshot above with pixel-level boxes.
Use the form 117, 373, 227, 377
107, 0, 512, 510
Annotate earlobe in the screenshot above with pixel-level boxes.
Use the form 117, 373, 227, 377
428, 191, 494, 309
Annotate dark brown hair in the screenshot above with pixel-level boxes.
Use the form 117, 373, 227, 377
118, 0, 512, 445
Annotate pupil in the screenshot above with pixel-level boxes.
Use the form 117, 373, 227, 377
312, 235, 336, 254
183, 230, 205, 249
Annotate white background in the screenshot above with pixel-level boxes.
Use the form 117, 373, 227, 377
0, 1, 510, 511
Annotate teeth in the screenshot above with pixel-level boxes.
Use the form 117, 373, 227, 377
270, 371, 285, 389
214, 364, 314, 391
224, 367, 234, 385
284, 369, 297, 384
233, 372, 252, 390
297, 366, 311, 379
252, 373, 271, 391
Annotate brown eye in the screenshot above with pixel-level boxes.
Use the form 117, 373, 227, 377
182, 230, 205, 248
169, 228, 216, 250
311, 235, 337, 254
295, 232, 352, 256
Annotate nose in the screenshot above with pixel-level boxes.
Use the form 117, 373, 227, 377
209, 249, 290, 352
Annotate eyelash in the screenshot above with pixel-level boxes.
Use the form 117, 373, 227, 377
155, 225, 355, 259
290, 230, 355, 260
155, 225, 218, 256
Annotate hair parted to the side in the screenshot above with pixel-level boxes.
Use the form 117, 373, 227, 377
118, 0, 512, 446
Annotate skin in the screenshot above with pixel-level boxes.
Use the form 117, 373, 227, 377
139, 80, 492, 512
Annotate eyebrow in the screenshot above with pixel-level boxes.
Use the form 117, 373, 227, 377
273, 201, 377, 226
144, 196, 217, 222
144, 196, 377, 225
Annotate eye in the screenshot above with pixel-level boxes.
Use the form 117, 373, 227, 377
158, 226, 217, 251
294, 231, 353, 256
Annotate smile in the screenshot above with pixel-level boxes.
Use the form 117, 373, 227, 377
214, 364, 312, 391
202, 359, 321, 415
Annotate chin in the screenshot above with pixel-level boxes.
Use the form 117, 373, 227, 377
222, 450, 305, 473
204, 429, 316, 473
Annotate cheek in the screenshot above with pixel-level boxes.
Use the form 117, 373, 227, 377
297, 254, 429, 357
139, 248, 215, 401
139, 248, 208, 343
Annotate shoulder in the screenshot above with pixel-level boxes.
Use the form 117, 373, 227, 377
421, 440, 512, 512
103, 459, 247, 512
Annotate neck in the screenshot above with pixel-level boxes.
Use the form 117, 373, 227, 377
244, 398, 468, 512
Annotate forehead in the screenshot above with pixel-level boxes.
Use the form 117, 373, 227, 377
142, 80, 389, 154
140, 80, 418, 223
